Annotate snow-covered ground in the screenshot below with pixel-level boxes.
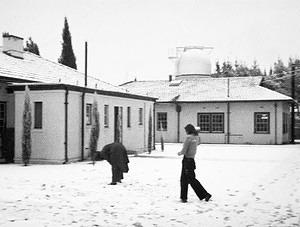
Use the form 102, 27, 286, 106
0, 143, 300, 227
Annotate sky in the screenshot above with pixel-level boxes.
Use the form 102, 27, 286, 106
1, 0, 300, 85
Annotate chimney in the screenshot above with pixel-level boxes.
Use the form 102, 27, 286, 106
169, 75, 173, 82
2, 33, 24, 59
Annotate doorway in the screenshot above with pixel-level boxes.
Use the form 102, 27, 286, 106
114, 106, 123, 143
0, 102, 6, 159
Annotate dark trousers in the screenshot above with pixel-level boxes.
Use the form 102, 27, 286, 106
112, 166, 123, 183
180, 157, 208, 200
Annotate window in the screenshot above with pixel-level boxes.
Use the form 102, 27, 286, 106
0, 102, 6, 133
127, 107, 131, 128
283, 112, 288, 134
254, 112, 270, 134
86, 104, 92, 125
104, 105, 109, 127
34, 102, 42, 129
138, 108, 143, 125
157, 112, 167, 131
197, 113, 224, 133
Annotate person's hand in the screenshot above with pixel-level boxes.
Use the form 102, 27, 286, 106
177, 152, 181, 156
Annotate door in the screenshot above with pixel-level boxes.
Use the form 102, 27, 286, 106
0, 102, 6, 159
114, 106, 123, 143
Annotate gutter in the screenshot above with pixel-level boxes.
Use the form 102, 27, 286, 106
175, 104, 182, 143
153, 104, 156, 150
63, 87, 69, 164
81, 91, 85, 161
227, 102, 230, 144
274, 102, 277, 144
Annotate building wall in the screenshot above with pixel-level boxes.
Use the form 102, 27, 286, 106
14, 88, 154, 163
0, 82, 14, 128
84, 93, 154, 156
229, 101, 286, 144
14, 90, 65, 163
155, 103, 178, 143
281, 101, 291, 143
155, 101, 289, 145
67, 91, 82, 161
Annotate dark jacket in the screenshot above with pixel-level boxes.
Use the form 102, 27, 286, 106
96, 143, 129, 173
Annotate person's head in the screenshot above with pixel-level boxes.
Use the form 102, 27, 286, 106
184, 124, 198, 136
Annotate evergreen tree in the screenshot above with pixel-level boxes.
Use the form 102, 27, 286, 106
235, 61, 250, 77
221, 61, 235, 77
58, 17, 77, 69
215, 61, 221, 76
273, 58, 287, 78
249, 60, 262, 77
24, 37, 40, 55
269, 67, 273, 76
147, 108, 153, 154
22, 86, 32, 166
89, 96, 100, 165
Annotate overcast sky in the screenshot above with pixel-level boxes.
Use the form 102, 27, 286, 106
1, 0, 300, 85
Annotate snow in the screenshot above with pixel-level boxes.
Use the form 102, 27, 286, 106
0, 143, 300, 227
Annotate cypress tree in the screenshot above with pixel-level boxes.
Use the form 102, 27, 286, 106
89, 96, 100, 165
22, 86, 32, 166
147, 108, 152, 154
24, 37, 40, 56
58, 17, 77, 69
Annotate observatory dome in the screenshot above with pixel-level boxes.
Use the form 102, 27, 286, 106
176, 47, 211, 77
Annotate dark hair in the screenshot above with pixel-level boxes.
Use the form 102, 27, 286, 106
184, 124, 198, 136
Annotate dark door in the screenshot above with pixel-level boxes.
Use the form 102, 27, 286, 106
0, 102, 6, 159
114, 106, 123, 143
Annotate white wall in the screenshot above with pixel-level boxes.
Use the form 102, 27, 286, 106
155, 101, 290, 145
14, 90, 65, 163
14, 88, 154, 163
155, 103, 178, 143
84, 93, 154, 155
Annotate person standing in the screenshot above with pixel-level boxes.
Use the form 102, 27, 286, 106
177, 124, 211, 203
95, 142, 129, 185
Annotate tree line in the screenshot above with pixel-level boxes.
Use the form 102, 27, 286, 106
22, 17, 299, 102
213, 59, 300, 102
24, 17, 77, 70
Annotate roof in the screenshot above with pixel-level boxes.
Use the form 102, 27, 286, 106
121, 77, 293, 103
0, 47, 127, 93
8, 83, 156, 102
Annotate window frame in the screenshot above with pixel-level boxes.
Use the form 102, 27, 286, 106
138, 108, 143, 125
86, 103, 92, 126
104, 105, 109, 128
157, 112, 168, 131
127, 106, 131, 128
197, 112, 224, 133
34, 102, 43, 129
254, 112, 270, 134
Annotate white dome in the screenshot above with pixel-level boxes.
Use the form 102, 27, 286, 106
176, 47, 211, 76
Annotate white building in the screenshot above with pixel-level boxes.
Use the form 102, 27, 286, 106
121, 46, 293, 145
0, 34, 155, 163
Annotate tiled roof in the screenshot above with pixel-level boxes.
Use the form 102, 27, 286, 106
121, 77, 293, 102
0, 47, 127, 93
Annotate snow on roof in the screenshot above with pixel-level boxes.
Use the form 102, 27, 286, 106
121, 77, 293, 102
0, 47, 127, 93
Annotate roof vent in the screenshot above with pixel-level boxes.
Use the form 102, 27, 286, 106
2, 33, 24, 59
169, 80, 182, 86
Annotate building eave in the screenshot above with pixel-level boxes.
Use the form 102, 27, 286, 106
8, 83, 157, 102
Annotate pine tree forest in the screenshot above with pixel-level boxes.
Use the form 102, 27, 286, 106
214, 58, 300, 102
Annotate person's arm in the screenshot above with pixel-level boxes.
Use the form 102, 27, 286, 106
197, 136, 201, 145
177, 137, 190, 156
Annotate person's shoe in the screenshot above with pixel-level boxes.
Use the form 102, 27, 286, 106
205, 193, 212, 202
108, 182, 117, 185
118, 180, 122, 183
181, 199, 187, 203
